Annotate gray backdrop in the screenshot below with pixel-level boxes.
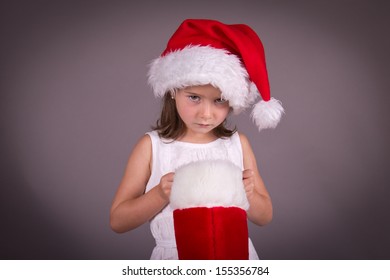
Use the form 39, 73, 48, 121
1, 0, 389, 259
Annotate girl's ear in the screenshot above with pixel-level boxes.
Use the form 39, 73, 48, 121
169, 88, 178, 100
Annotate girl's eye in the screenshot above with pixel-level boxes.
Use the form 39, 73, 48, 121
188, 95, 200, 102
215, 98, 228, 104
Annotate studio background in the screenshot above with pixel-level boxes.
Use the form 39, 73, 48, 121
1, 0, 389, 259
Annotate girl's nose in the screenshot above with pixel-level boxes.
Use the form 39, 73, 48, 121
199, 102, 212, 119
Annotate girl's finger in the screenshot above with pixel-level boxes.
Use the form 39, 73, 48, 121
242, 169, 254, 179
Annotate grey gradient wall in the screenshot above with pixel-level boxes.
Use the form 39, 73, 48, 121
1, 0, 389, 259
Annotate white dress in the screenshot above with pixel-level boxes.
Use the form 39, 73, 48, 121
145, 130, 259, 260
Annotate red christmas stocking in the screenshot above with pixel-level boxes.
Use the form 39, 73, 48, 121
170, 160, 250, 260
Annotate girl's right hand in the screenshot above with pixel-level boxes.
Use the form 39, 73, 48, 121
157, 172, 175, 201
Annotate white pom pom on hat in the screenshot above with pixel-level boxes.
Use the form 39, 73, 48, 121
148, 19, 284, 131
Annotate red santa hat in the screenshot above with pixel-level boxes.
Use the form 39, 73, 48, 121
148, 18, 284, 131
170, 160, 250, 260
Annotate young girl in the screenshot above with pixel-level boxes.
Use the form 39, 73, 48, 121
110, 19, 284, 259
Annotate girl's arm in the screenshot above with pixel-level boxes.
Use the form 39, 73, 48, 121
110, 135, 173, 233
239, 133, 273, 226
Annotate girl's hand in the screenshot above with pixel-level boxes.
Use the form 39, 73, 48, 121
157, 172, 175, 201
243, 169, 255, 200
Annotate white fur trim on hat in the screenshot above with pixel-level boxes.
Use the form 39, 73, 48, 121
170, 160, 249, 210
148, 45, 258, 113
251, 98, 284, 131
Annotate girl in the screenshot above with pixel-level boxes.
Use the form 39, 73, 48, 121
110, 19, 284, 259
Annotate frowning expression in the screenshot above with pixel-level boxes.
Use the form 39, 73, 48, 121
174, 84, 230, 140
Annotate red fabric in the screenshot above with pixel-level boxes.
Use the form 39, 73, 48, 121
173, 207, 249, 260
161, 19, 270, 101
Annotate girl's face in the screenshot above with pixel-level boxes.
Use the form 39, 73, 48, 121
174, 84, 230, 141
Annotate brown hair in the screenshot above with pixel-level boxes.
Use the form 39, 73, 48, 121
152, 91, 237, 140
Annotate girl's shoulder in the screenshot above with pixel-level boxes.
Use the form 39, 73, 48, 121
237, 131, 249, 145
132, 134, 153, 156
145, 130, 172, 145
145, 130, 159, 140
236, 132, 255, 155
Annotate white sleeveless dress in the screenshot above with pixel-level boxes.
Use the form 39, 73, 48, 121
145, 130, 259, 260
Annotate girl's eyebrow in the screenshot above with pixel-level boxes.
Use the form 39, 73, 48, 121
183, 90, 221, 98
183, 90, 200, 95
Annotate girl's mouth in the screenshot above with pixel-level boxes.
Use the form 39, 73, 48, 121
197, 123, 211, 128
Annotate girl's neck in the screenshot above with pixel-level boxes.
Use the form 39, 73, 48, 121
177, 130, 218, 144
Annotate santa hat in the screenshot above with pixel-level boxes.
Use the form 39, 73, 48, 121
148, 18, 284, 131
170, 160, 250, 260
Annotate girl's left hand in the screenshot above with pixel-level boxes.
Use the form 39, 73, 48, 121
243, 169, 255, 200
